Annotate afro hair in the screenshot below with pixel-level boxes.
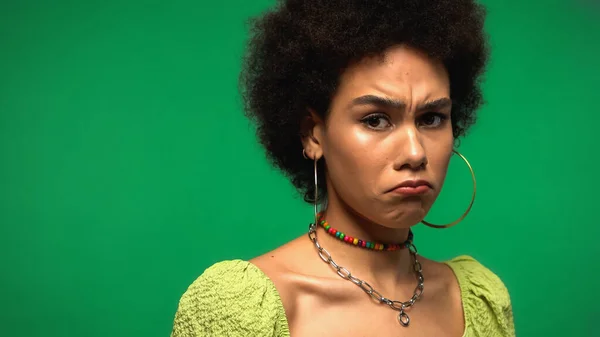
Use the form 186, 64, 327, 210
240, 0, 490, 203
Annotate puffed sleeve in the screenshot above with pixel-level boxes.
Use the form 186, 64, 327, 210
170, 259, 290, 337
446, 255, 516, 337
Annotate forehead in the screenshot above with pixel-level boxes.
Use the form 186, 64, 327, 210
336, 45, 450, 100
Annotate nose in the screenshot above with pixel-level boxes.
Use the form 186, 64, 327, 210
393, 126, 427, 171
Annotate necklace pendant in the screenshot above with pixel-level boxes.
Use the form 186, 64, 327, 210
397, 311, 410, 327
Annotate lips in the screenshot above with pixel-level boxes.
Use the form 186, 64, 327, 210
390, 180, 433, 195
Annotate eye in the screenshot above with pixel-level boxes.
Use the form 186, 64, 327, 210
418, 112, 448, 128
361, 114, 392, 130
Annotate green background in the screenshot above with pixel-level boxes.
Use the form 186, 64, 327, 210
1, 0, 598, 336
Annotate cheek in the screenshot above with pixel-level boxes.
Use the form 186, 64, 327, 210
326, 131, 364, 175
324, 127, 382, 189
431, 145, 453, 185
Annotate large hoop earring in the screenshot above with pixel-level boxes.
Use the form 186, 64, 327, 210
421, 150, 476, 229
312, 154, 319, 227
302, 149, 321, 227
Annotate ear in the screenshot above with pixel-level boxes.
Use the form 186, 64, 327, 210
300, 109, 324, 160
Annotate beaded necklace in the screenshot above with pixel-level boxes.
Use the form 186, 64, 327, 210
316, 212, 414, 251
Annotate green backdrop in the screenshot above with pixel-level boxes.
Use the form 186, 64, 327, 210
1, 1, 599, 336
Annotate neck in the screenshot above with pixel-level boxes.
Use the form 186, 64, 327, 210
313, 199, 416, 289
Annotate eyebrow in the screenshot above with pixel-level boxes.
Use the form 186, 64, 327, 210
350, 95, 452, 111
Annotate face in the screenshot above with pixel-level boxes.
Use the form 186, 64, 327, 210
305, 45, 454, 228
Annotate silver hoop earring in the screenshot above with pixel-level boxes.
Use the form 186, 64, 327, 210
312, 155, 319, 227
302, 148, 320, 228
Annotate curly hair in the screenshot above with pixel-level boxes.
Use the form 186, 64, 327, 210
240, 0, 490, 204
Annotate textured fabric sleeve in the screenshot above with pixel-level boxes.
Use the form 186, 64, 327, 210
446, 255, 515, 337
170, 260, 290, 337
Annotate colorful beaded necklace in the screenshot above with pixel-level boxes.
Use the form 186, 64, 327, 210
316, 212, 414, 251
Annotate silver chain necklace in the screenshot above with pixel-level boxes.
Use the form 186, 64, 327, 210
307, 223, 424, 327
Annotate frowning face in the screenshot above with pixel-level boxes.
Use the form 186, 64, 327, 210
305, 44, 454, 228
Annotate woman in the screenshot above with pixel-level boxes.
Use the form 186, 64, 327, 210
171, 0, 515, 336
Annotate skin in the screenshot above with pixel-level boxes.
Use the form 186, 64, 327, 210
251, 45, 464, 337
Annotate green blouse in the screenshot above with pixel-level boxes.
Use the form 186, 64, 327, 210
171, 255, 515, 336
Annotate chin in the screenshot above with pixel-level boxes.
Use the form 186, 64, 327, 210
380, 208, 427, 228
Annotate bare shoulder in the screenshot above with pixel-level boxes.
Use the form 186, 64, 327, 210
420, 255, 461, 286
249, 234, 320, 323
419, 255, 465, 318
249, 234, 316, 276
